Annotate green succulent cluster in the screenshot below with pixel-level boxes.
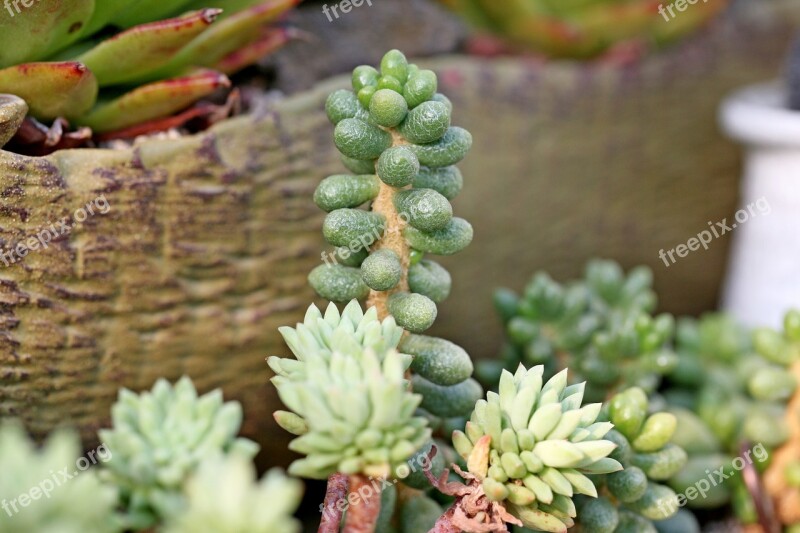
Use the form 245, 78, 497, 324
576, 387, 687, 533
98, 376, 259, 529
270, 301, 433, 479
0, 0, 296, 136
452, 364, 623, 533
311, 49, 473, 327
491, 260, 677, 402
0, 421, 121, 533
163, 457, 302, 533
438, 0, 729, 58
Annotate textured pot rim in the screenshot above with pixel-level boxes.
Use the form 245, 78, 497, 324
720, 81, 800, 148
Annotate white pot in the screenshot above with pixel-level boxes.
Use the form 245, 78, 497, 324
719, 82, 800, 328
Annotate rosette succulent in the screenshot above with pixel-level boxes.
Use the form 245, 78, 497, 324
439, 0, 729, 58
492, 260, 676, 402
576, 387, 686, 533
450, 365, 622, 532
163, 457, 302, 533
0, 0, 297, 146
0, 421, 121, 533
98, 376, 259, 529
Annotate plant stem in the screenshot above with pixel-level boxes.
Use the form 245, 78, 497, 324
366, 130, 411, 320
318, 473, 349, 533
342, 475, 383, 533
430, 504, 461, 533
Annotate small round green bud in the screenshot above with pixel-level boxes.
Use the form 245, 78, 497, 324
631, 413, 677, 453
326, 89, 360, 125
412, 375, 483, 418
341, 154, 376, 174
377, 75, 403, 94
399, 101, 451, 144
401, 334, 472, 386
408, 127, 472, 168
409, 248, 424, 265
577, 497, 618, 533
309, 264, 370, 302
333, 246, 368, 267
408, 260, 451, 303
606, 467, 648, 503
352, 65, 379, 92
431, 93, 453, 113
369, 89, 408, 128
407, 63, 420, 77
314, 174, 380, 212
380, 49, 409, 84
403, 69, 437, 108
334, 118, 393, 161
609, 388, 648, 441
377, 146, 419, 187
361, 249, 402, 291
357, 85, 377, 109
322, 209, 386, 248
413, 166, 463, 200
403, 217, 473, 256
387, 292, 437, 333
627, 483, 679, 520
395, 188, 453, 232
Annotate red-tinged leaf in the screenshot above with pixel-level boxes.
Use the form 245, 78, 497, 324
163, 0, 299, 72
213, 27, 298, 75
0, 62, 98, 121
0, 0, 94, 67
0, 94, 28, 148
75, 9, 222, 86
78, 71, 230, 133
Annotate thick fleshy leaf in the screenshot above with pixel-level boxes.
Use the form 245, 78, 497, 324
180, 0, 266, 18
76, 9, 221, 86
213, 27, 297, 75
0, 62, 97, 120
82, 0, 143, 36
0, 94, 27, 147
0, 0, 94, 66
111, 0, 200, 28
78, 70, 230, 132
149, 0, 298, 78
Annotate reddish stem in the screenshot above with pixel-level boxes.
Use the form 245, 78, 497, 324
429, 504, 460, 533
342, 475, 382, 533
318, 473, 349, 533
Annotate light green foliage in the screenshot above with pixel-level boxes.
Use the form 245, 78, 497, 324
453, 365, 621, 532
98, 377, 258, 529
490, 260, 674, 402
270, 301, 429, 479
163, 458, 302, 533
0, 0, 296, 134
0, 421, 121, 533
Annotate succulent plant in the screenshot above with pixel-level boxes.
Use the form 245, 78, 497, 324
0, 0, 296, 143
439, 0, 729, 58
0, 421, 121, 533
789, 34, 800, 111
491, 260, 677, 402
163, 457, 302, 533
449, 365, 623, 532
575, 387, 685, 533
98, 376, 259, 529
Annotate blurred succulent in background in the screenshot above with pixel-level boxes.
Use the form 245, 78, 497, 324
446, 365, 622, 532
0, 421, 121, 533
438, 0, 729, 58
576, 387, 687, 533
98, 376, 259, 530
163, 457, 302, 533
490, 260, 677, 402
0, 0, 298, 151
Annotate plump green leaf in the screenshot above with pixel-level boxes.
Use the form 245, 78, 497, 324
0, 62, 97, 120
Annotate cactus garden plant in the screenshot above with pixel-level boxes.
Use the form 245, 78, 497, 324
0, 0, 297, 152
438, 0, 730, 58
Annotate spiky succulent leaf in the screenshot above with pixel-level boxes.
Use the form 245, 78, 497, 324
0, 62, 97, 120
0, 421, 121, 533
163, 457, 302, 533
98, 376, 258, 529
456, 364, 617, 529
